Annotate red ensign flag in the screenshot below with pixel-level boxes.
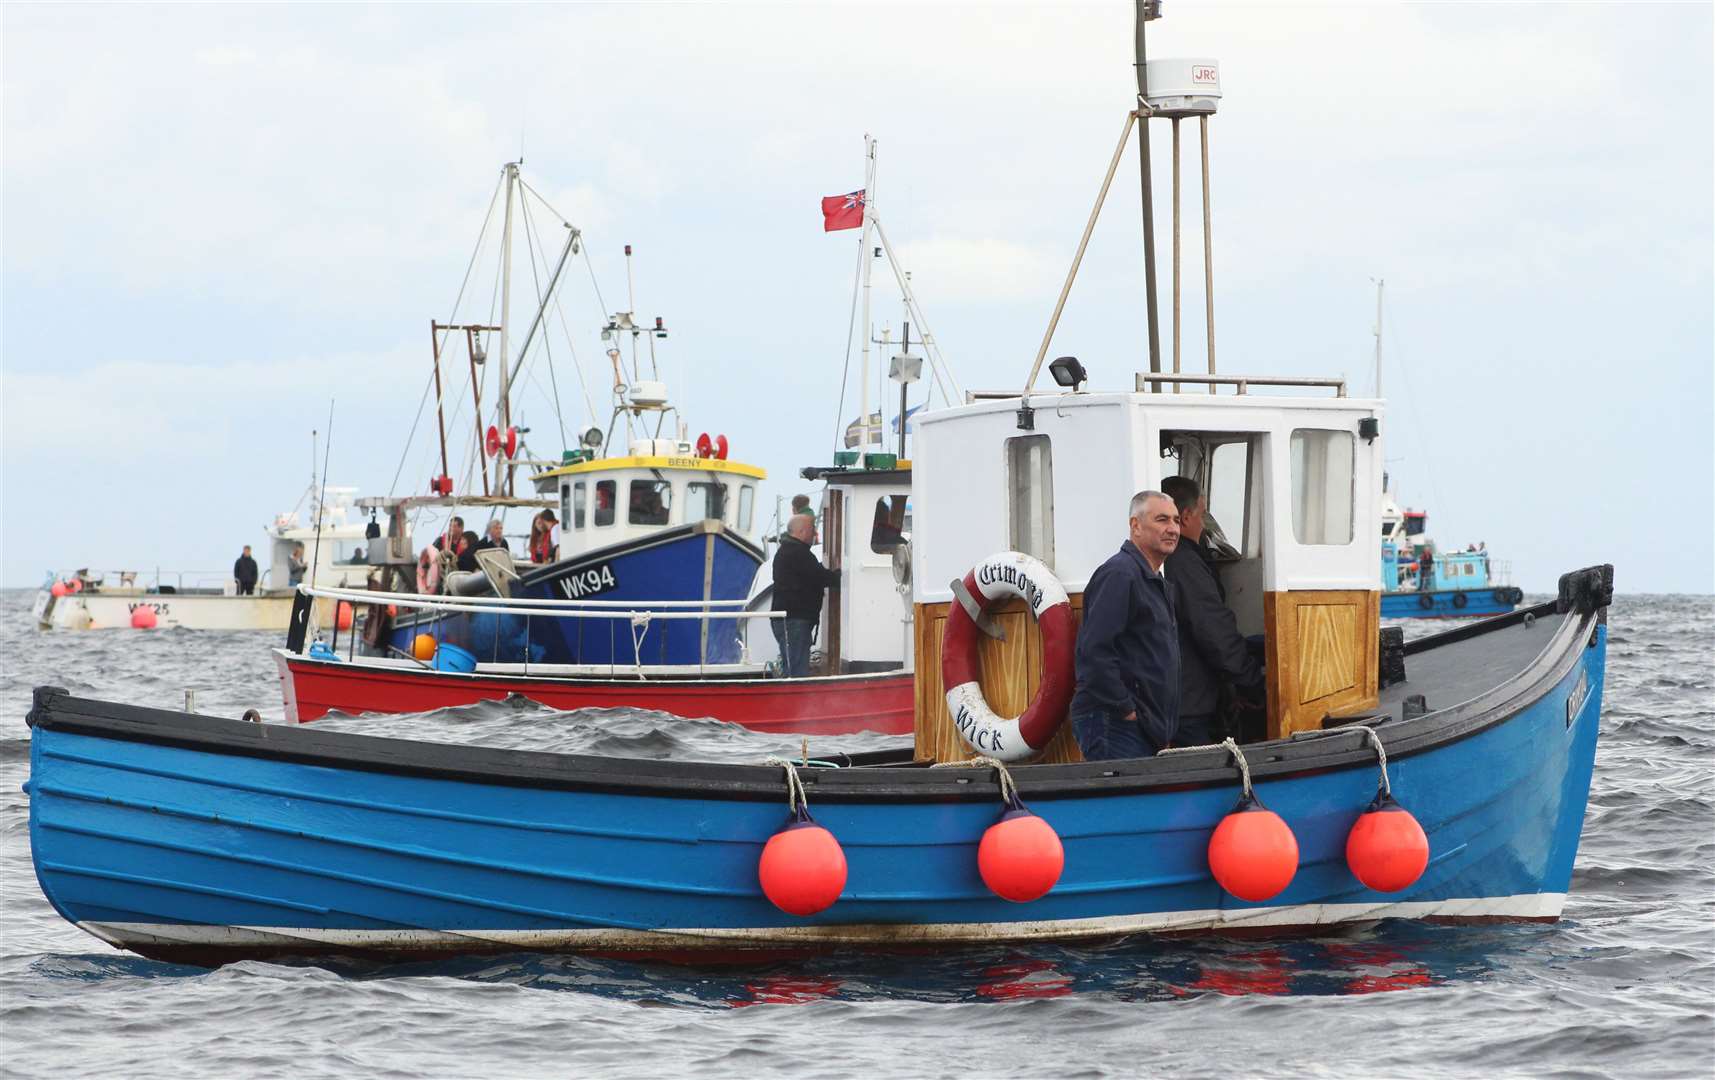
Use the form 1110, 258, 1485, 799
821, 190, 866, 232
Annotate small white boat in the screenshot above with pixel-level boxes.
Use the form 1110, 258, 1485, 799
34, 487, 375, 631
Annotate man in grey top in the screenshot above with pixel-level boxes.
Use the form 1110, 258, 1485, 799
1161, 476, 1264, 746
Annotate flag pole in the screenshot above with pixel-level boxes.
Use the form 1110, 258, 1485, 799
859, 136, 877, 449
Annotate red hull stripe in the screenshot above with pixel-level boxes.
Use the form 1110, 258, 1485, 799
280, 655, 914, 736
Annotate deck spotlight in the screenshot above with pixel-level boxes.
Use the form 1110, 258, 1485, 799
1048, 356, 1087, 391
471, 336, 487, 365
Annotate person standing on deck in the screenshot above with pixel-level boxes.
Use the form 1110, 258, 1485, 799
771, 514, 839, 677
233, 546, 259, 596
287, 543, 308, 586
475, 519, 509, 553
1161, 476, 1263, 747
1418, 546, 1434, 592
1069, 491, 1181, 760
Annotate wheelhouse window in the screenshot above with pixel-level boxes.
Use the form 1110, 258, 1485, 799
870, 495, 908, 553
572, 482, 587, 528
594, 480, 616, 527
1289, 429, 1355, 545
1207, 439, 1254, 557
686, 481, 728, 523
737, 484, 755, 531
1006, 434, 1055, 568
629, 479, 671, 526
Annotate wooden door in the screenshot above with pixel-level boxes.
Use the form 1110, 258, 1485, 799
1263, 589, 1380, 737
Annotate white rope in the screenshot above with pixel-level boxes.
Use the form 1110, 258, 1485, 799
1355, 725, 1391, 797
930, 754, 1020, 806
764, 756, 810, 815
628, 611, 653, 677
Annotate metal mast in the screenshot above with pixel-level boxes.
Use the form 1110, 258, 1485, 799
1372, 277, 1385, 398
496, 162, 518, 495
1135, 0, 1163, 375
859, 136, 878, 448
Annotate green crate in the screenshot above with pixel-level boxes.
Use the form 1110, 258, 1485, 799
863, 452, 898, 470
833, 451, 860, 467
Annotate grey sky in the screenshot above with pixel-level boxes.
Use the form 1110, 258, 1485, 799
3, 2, 1711, 593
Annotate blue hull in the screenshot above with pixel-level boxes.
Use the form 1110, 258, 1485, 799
1383, 588, 1518, 620
388, 527, 763, 666
25, 603, 1607, 964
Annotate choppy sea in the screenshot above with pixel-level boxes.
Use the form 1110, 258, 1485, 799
1, 589, 1710, 1079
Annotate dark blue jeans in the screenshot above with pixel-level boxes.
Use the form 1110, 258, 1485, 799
1072, 711, 1161, 761
772, 617, 816, 677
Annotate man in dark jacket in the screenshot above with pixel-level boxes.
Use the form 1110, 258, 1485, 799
771, 514, 839, 677
1070, 491, 1182, 759
233, 546, 259, 595
1162, 477, 1264, 746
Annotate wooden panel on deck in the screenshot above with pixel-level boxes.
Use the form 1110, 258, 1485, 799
913, 595, 1085, 764
1263, 589, 1380, 738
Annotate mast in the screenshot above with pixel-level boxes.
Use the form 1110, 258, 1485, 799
1372, 277, 1385, 398
859, 137, 878, 448
496, 162, 518, 495
1135, 0, 1163, 375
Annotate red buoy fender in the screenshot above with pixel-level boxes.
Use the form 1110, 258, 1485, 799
758, 814, 848, 916
715, 433, 729, 460
1208, 794, 1300, 902
940, 551, 1075, 762
1345, 792, 1429, 893
130, 605, 158, 629
978, 807, 1065, 902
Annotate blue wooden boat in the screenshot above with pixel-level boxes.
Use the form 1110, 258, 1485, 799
24, 16, 1615, 967
23, 566, 1609, 965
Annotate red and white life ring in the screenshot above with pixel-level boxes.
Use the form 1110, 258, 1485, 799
940, 551, 1076, 762
417, 547, 441, 594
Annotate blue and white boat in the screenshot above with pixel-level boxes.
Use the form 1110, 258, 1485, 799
363, 162, 771, 668
22, 563, 1609, 964
22, 12, 1612, 966
1379, 493, 1523, 619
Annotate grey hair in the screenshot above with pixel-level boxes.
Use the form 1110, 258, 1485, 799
1129, 490, 1171, 520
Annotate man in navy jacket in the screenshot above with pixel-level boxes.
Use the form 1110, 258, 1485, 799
771, 514, 839, 677
1162, 476, 1264, 747
1070, 491, 1182, 759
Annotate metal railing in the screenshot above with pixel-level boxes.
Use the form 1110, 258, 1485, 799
1134, 373, 1348, 396
298, 582, 780, 680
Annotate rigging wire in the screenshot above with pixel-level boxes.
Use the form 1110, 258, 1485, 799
388, 169, 507, 497
829, 231, 866, 450
1379, 290, 1447, 514
515, 190, 570, 449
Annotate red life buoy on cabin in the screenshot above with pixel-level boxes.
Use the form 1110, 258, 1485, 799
939, 552, 1076, 762
715, 434, 729, 460
696, 432, 714, 458
416, 547, 441, 594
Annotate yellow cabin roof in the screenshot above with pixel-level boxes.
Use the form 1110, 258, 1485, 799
534, 455, 768, 482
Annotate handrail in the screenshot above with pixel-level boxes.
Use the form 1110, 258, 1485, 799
299, 582, 755, 610
1134, 373, 1348, 396
302, 583, 778, 621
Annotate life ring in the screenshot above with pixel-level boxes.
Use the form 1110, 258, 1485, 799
1493, 588, 1514, 606
940, 552, 1075, 762
416, 547, 441, 594
1451, 592, 1468, 609
1417, 592, 1434, 610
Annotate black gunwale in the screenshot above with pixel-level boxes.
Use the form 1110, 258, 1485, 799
29, 604, 1600, 806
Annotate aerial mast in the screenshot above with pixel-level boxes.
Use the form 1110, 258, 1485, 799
1372, 277, 1385, 398
859, 136, 878, 449
496, 161, 518, 495
1135, 0, 1163, 375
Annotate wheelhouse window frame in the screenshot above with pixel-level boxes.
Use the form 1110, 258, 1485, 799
628, 478, 672, 527
593, 480, 617, 527
1005, 434, 1055, 569
1288, 428, 1356, 546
